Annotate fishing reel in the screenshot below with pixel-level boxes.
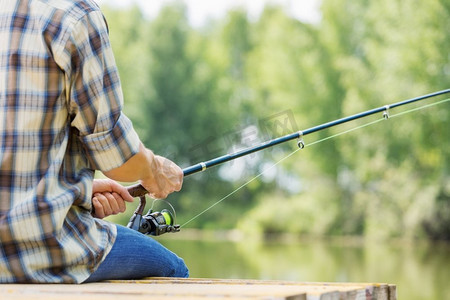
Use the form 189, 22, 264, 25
127, 196, 180, 236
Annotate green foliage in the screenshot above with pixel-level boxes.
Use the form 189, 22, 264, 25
101, 1, 450, 240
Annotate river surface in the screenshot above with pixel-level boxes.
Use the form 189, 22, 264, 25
158, 233, 450, 300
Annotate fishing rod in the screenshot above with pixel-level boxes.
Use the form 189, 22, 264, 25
125, 89, 450, 235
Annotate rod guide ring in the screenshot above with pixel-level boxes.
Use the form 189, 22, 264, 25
383, 105, 390, 119
297, 131, 305, 149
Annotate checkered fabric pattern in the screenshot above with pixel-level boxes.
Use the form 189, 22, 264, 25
0, 0, 140, 282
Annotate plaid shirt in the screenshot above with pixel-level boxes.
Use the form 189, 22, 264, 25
0, 0, 140, 283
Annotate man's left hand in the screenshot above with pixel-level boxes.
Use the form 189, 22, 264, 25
91, 179, 134, 219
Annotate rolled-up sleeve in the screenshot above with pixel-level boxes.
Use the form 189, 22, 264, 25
62, 10, 140, 171
80, 113, 140, 171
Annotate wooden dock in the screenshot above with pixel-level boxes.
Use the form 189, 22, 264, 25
0, 277, 396, 300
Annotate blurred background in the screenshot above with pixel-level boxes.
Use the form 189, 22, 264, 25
97, 0, 450, 299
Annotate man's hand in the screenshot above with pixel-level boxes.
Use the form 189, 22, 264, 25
141, 154, 183, 200
103, 143, 183, 200
91, 179, 134, 219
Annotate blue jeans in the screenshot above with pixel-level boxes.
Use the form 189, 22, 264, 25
84, 225, 189, 282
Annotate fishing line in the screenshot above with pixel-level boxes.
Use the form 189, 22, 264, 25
181, 146, 302, 227
150, 198, 178, 224
390, 97, 449, 118
180, 97, 450, 227
307, 97, 449, 147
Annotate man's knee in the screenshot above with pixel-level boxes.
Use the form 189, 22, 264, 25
170, 258, 189, 278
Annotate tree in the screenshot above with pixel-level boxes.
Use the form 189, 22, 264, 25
101, 1, 450, 239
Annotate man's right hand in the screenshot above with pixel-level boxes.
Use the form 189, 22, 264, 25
103, 143, 183, 200
140, 154, 183, 199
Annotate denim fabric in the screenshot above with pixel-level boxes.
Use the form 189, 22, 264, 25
84, 225, 189, 282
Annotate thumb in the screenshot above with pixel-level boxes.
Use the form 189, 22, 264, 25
109, 180, 135, 202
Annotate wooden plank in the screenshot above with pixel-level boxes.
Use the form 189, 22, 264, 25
0, 283, 307, 300
388, 284, 397, 300
112, 278, 367, 300
0, 278, 396, 300
129, 278, 386, 300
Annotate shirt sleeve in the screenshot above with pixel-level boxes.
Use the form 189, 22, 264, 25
62, 10, 140, 171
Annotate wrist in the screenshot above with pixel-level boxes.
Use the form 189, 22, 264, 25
140, 145, 156, 185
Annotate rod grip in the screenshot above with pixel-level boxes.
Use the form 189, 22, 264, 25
127, 183, 148, 198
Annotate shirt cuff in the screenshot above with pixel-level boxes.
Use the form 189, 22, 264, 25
80, 113, 141, 172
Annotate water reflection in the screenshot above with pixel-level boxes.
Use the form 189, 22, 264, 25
159, 234, 450, 300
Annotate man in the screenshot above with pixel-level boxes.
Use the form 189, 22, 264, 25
0, 0, 188, 283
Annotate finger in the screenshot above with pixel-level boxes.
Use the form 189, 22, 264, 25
92, 197, 105, 219
104, 192, 121, 214
92, 179, 112, 194
109, 181, 134, 202
149, 191, 168, 200
93, 179, 134, 203
95, 193, 113, 217
174, 165, 183, 191
120, 187, 134, 203
111, 192, 126, 213
175, 172, 183, 192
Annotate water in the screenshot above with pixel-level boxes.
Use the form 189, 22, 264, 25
158, 234, 450, 300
